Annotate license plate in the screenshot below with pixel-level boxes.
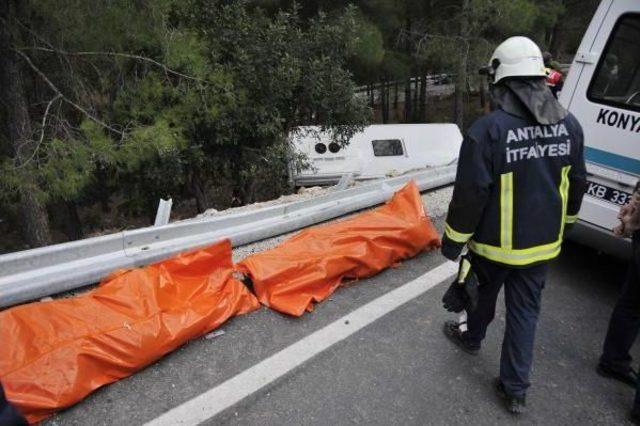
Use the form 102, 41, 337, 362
586, 181, 632, 206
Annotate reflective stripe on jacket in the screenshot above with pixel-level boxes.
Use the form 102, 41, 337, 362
442, 109, 587, 266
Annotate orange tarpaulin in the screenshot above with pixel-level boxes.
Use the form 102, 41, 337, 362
237, 181, 441, 316
0, 240, 259, 424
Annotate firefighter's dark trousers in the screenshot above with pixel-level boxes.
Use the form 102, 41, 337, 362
462, 255, 549, 398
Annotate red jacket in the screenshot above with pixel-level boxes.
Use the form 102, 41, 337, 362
546, 68, 563, 87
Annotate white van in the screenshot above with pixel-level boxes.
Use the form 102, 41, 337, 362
560, 0, 640, 257
291, 124, 462, 186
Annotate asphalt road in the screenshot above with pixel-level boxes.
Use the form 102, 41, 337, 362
44, 217, 638, 426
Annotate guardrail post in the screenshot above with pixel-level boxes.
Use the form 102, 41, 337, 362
154, 198, 173, 227
334, 173, 354, 191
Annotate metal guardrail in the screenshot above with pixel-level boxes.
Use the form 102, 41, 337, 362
0, 166, 456, 308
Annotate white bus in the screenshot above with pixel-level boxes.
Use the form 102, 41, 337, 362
291, 124, 462, 187
560, 0, 640, 258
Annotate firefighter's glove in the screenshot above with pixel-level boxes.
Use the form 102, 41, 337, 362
442, 255, 479, 313
441, 237, 464, 261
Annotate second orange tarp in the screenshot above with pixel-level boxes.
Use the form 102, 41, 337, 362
237, 181, 441, 316
0, 240, 259, 424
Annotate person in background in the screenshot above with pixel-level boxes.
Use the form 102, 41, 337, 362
598, 182, 640, 424
543, 52, 564, 98
441, 36, 587, 415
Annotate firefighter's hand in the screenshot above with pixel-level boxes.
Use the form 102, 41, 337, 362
442, 256, 479, 313
441, 279, 479, 313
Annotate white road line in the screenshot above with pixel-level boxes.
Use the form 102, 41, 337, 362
145, 260, 457, 426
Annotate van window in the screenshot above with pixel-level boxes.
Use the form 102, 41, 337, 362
588, 13, 640, 112
372, 139, 404, 157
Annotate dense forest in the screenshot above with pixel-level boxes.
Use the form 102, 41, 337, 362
0, 0, 599, 252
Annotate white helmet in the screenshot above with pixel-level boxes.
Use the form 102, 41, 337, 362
488, 36, 546, 83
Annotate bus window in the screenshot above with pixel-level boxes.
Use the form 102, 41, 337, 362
372, 139, 404, 157
588, 13, 640, 111
328, 142, 341, 153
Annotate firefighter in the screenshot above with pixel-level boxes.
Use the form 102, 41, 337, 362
441, 36, 587, 414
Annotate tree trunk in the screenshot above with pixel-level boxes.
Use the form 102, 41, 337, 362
232, 178, 256, 207
454, 67, 466, 129
454, 0, 470, 130
242, 179, 257, 205
549, 19, 562, 56
386, 82, 391, 123
381, 80, 389, 124
96, 166, 111, 213
56, 200, 83, 240
369, 83, 375, 111
393, 81, 399, 121
404, 78, 412, 123
545, 26, 553, 50
412, 77, 420, 122
0, 3, 52, 248
479, 80, 487, 111
403, 15, 413, 123
418, 75, 427, 122
190, 170, 209, 213
229, 149, 258, 207
18, 189, 52, 247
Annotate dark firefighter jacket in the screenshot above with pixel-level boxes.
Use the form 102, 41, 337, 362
442, 109, 587, 266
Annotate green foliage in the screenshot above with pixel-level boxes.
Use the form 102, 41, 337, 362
167, 0, 370, 202
0, 161, 24, 204
38, 138, 96, 201
30, 0, 169, 51
164, 31, 210, 78
119, 118, 186, 170
469, 0, 539, 36
350, 14, 386, 70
